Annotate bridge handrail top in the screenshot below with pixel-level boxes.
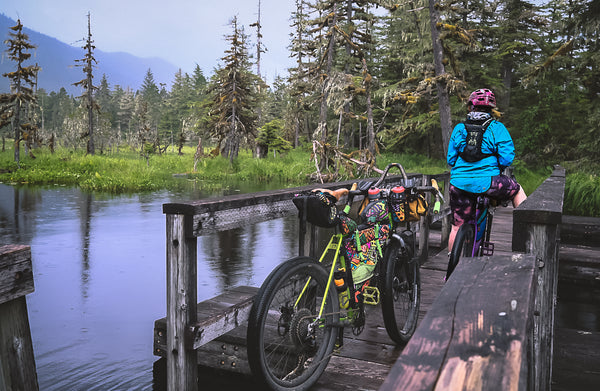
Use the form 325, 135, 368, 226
162, 171, 449, 216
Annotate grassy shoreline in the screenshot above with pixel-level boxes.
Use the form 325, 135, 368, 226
3, 146, 595, 216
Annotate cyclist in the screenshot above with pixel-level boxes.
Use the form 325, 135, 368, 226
446, 88, 527, 252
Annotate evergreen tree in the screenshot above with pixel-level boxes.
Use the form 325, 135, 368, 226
205, 16, 260, 162
163, 69, 193, 154
1, 18, 40, 163
140, 69, 161, 109
73, 12, 99, 155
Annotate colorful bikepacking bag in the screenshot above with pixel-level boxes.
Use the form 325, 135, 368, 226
292, 190, 339, 228
359, 191, 389, 226
344, 224, 390, 284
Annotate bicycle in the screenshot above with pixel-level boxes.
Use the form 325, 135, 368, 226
246, 163, 444, 391
445, 194, 499, 280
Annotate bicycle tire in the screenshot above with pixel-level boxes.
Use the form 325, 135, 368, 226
381, 233, 421, 344
247, 257, 339, 391
445, 224, 474, 280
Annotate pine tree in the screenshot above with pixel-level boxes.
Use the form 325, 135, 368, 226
1, 18, 40, 163
205, 16, 260, 162
73, 13, 99, 155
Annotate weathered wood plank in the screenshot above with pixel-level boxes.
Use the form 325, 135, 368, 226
512, 166, 565, 252
162, 173, 450, 237
561, 215, 600, 246
0, 244, 34, 305
0, 245, 39, 391
379, 254, 537, 391
166, 214, 198, 391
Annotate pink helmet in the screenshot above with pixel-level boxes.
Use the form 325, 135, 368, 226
468, 88, 496, 108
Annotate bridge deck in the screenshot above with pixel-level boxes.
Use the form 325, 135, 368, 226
153, 206, 600, 390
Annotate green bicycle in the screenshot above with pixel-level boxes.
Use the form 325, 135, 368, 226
246, 163, 443, 391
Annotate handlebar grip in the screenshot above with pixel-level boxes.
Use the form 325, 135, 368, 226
433, 200, 441, 214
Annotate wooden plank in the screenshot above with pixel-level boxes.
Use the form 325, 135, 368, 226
166, 213, 198, 391
379, 254, 537, 391
0, 245, 39, 391
0, 297, 40, 391
513, 167, 565, 252
0, 245, 34, 305
154, 286, 258, 357
561, 215, 600, 246
162, 173, 445, 236
188, 290, 256, 350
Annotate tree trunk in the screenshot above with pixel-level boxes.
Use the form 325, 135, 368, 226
428, 0, 452, 158
501, 56, 513, 109
318, 4, 337, 145
363, 59, 376, 157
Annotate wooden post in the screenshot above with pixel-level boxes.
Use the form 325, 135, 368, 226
166, 214, 198, 391
418, 174, 430, 262
440, 173, 451, 249
512, 165, 565, 391
0, 244, 39, 391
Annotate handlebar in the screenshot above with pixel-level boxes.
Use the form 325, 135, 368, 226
372, 163, 409, 188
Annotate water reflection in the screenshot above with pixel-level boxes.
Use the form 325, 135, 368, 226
0, 183, 299, 390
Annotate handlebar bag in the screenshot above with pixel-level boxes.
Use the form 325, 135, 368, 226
292, 191, 339, 228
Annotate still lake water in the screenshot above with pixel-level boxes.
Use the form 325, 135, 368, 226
0, 182, 300, 390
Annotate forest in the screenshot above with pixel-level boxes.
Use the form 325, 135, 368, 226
0, 0, 599, 208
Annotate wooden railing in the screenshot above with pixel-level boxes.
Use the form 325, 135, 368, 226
0, 244, 39, 390
161, 171, 451, 391
379, 166, 565, 391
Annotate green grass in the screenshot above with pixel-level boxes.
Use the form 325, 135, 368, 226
1, 145, 597, 216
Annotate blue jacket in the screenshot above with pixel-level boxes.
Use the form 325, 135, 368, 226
447, 117, 515, 193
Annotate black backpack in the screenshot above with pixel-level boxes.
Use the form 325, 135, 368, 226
459, 118, 495, 163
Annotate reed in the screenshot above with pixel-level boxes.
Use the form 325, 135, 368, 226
564, 172, 600, 217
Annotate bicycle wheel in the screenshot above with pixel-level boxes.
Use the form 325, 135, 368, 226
381, 233, 420, 344
445, 224, 474, 280
247, 256, 339, 391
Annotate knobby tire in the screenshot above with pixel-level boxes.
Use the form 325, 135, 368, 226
446, 224, 474, 280
246, 257, 339, 391
381, 233, 421, 344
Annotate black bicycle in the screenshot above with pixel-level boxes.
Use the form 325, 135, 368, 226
246, 163, 443, 391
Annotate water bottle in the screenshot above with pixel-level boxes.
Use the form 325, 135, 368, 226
390, 185, 406, 222
334, 269, 350, 309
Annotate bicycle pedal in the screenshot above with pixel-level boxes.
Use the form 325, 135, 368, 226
481, 241, 494, 256
361, 286, 380, 305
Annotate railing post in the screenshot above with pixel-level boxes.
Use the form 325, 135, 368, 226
512, 165, 565, 391
166, 214, 198, 391
440, 173, 451, 249
0, 244, 38, 391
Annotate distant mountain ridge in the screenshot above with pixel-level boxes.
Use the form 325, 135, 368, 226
0, 14, 179, 96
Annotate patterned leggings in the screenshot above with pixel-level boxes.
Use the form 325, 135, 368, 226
449, 175, 521, 226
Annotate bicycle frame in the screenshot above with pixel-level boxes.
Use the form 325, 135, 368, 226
470, 196, 495, 257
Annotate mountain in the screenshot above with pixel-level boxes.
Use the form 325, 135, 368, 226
0, 14, 179, 96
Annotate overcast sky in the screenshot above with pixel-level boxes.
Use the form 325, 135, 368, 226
2, 0, 296, 82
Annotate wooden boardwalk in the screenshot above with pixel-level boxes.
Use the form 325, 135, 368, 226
153, 205, 600, 390
154, 207, 514, 390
